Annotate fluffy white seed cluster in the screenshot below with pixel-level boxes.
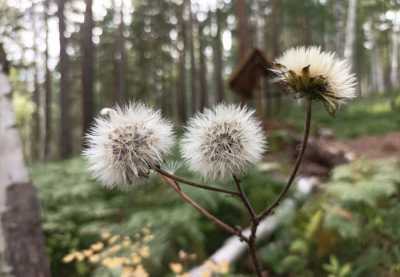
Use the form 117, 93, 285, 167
181, 104, 266, 180
83, 103, 174, 188
274, 46, 357, 115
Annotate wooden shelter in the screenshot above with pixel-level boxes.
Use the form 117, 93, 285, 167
229, 48, 272, 116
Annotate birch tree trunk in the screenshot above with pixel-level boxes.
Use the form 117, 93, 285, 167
0, 70, 50, 277
334, 0, 345, 56
344, 0, 357, 68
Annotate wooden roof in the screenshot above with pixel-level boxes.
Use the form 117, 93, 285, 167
229, 48, 272, 99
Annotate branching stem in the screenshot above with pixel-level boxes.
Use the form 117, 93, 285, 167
258, 98, 312, 221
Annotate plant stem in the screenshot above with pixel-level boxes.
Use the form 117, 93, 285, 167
233, 175, 264, 276
258, 98, 312, 221
153, 166, 240, 197
158, 173, 249, 242
233, 174, 258, 222
248, 229, 263, 277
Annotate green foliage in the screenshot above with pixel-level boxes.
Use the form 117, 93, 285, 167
261, 158, 400, 277
31, 157, 283, 276
279, 96, 400, 138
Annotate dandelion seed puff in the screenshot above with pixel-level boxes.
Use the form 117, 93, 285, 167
273, 46, 357, 116
83, 102, 174, 188
181, 104, 266, 180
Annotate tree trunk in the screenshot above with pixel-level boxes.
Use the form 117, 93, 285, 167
334, 0, 345, 56
81, 0, 95, 139
214, 9, 224, 103
270, 0, 281, 59
187, 0, 198, 114
31, 5, 41, 161
58, 0, 72, 158
235, 0, 250, 61
113, 0, 126, 104
198, 20, 208, 111
44, 0, 52, 160
344, 0, 357, 69
0, 70, 51, 277
176, 2, 187, 123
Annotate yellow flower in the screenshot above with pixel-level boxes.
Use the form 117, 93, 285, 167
91, 242, 104, 252
170, 262, 183, 273
89, 254, 100, 263
139, 246, 150, 258
62, 252, 76, 263
132, 265, 149, 277
109, 235, 120, 244
131, 254, 142, 264
101, 231, 111, 239
83, 249, 93, 257
102, 257, 124, 268
109, 245, 122, 254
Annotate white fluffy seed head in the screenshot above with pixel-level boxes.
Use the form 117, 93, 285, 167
273, 46, 357, 116
83, 102, 174, 188
181, 104, 266, 180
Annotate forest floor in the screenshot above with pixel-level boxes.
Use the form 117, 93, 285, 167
344, 131, 400, 159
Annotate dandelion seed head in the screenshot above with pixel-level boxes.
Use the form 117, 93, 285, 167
83, 102, 174, 188
181, 104, 266, 179
273, 46, 357, 115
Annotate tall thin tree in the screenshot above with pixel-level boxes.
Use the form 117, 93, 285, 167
44, 0, 52, 160
235, 0, 250, 60
113, 0, 126, 104
187, 0, 198, 114
31, 3, 41, 160
176, 1, 187, 123
198, 18, 208, 111
214, 8, 224, 103
57, 0, 72, 158
81, 0, 95, 138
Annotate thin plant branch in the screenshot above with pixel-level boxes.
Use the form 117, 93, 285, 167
233, 174, 258, 222
153, 166, 240, 197
158, 173, 249, 243
258, 98, 312, 221
233, 174, 263, 276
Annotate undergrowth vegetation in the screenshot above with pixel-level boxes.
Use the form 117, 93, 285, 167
280, 95, 400, 138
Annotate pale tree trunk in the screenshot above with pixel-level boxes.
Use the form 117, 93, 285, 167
344, 0, 357, 68
0, 70, 51, 277
390, 27, 399, 109
81, 0, 95, 138
198, 20, 208, 111
371, 45, 385, 93
43, 0, 52, 160
390, 29, 399, 89
187, 0, 198, 114
214, 8, 224, 103
334, 0, 345, 56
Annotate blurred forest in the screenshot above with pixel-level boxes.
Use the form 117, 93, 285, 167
1, 0, 400, 276
0, 0, 399, 160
